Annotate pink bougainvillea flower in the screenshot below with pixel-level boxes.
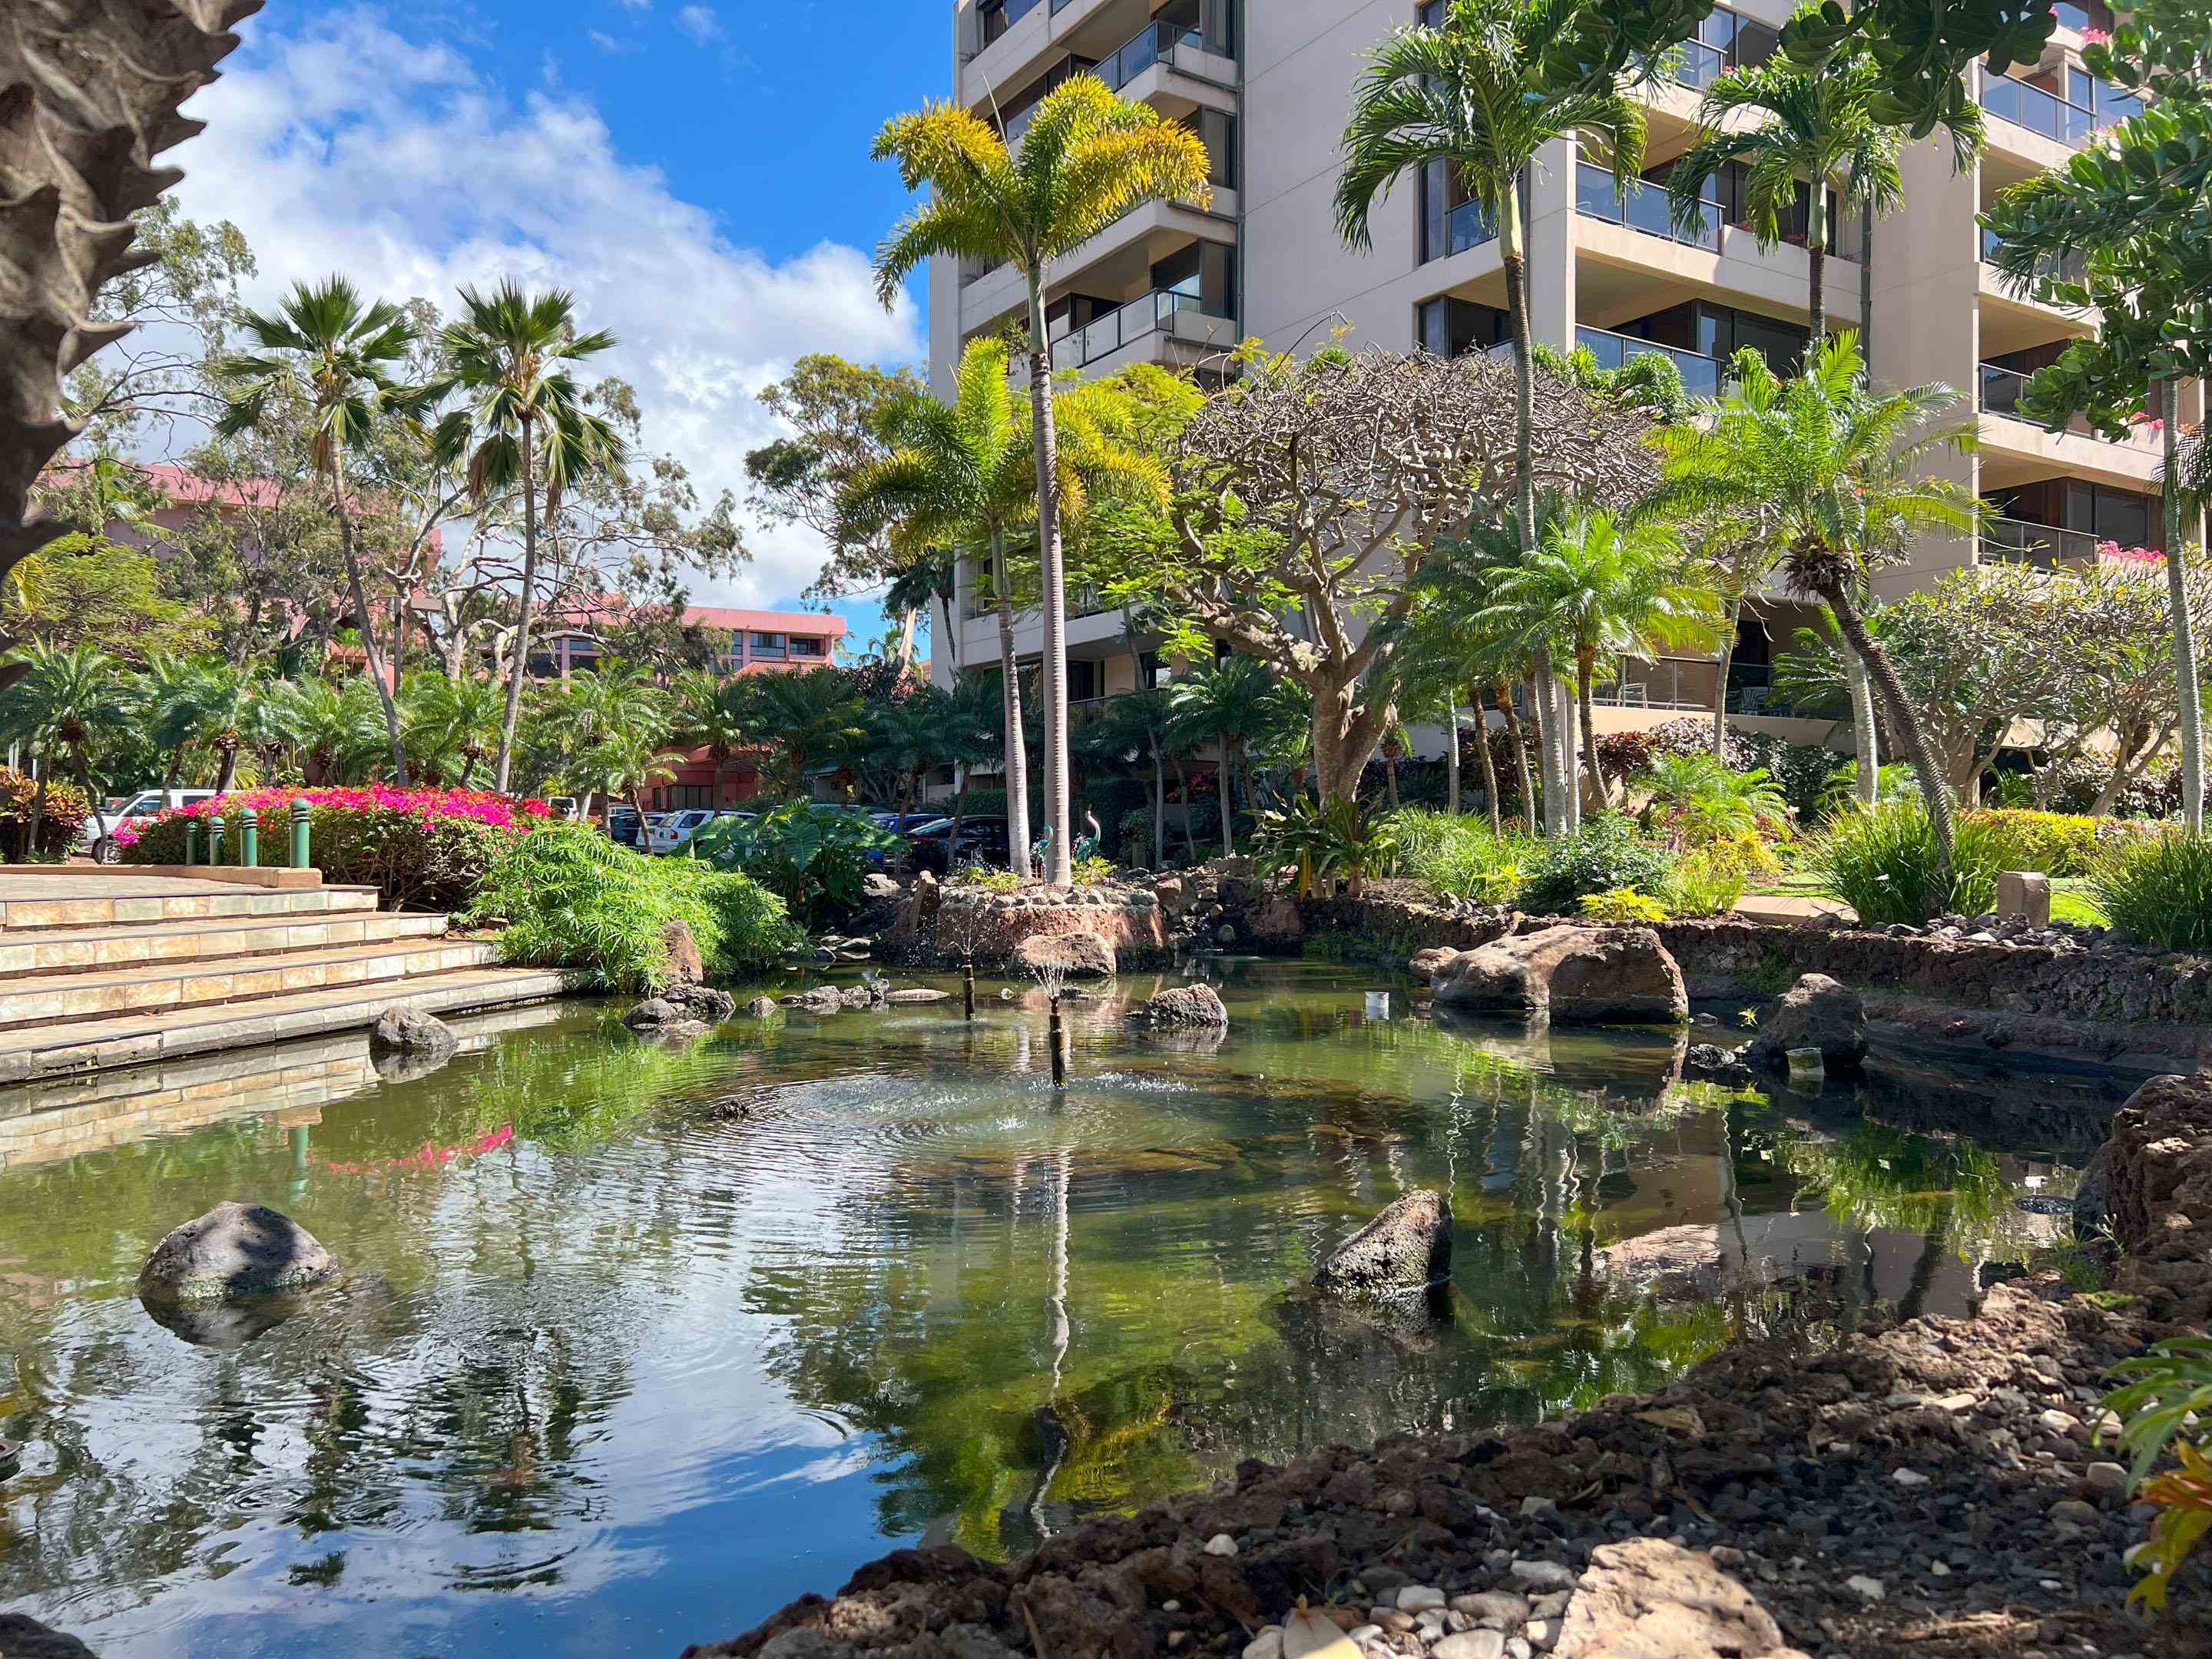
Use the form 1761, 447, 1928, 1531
154, 786, 554, 832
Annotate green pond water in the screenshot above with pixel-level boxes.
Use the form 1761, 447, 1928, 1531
0, 959, 2103, 1657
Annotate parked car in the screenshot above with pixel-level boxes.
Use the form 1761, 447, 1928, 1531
79, 787, 217, 863
668, 809, 755, 856
904, 815, 1011, 876
646, 808, 718, 856
606, 805, 645, 848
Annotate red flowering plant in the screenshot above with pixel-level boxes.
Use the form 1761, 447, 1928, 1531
122, 786, 555, 911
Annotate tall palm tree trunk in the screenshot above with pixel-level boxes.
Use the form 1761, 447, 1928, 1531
992, 533, 1034, 879
1500, 182, 1564, 836
1171, 751, 1199, 865
1576, 645, 1605, 810
1498, 678, 1534, 833
1806, 183, 1827, 351
24, 767, 48, 860
2161, 379, 2204, 833
1472, 683, 1502, 836
495, 420, 540, 795
1846, 646, 1879, 806
950, 763, 970, 868
1712, 595, 1741, 757
1220, 745, 1237, 858
1027, 279, 1073, 886
215, 745, 240, 793
1445, 690, 1461, 816
1825, 577, 1953, 876
330, 452, 409, 785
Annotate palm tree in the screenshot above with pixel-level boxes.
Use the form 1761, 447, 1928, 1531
432, 282, 627, 794
541, 660, 669, 816
570, 729, 685, 824
181, 661, 262, 793
873, 78, 1211, 886
1482, 509, 1720, 809
1654, 335, 1980, 873
214, 276, 419, 782
939, 671, 1005, 859
0, 642, 130, 854
1663, 22, 1976, 350
1335, 0, 1645, 836
673, 670, 749, 808
1171, 655, 1296, 858
866, 689, 952, 816
730, 667, 869, 800
136, 651, 212, 797
406, 672, 506, 787
269, 676, 385, 784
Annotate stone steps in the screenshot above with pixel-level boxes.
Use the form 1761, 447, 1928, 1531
0, 909, 451, 978
0, 879, 379, 932
0, 937, 506, 1030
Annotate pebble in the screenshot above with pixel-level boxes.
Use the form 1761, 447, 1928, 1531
2085, 1461, 2130, 1497
1529, 1592, 1571, 1618
1450, 1591, 1531, 1624
2050, 1498, 2101, 1528
1519, 1496, 1560, 1522
1204, 1533, 1239, 1557
1505, 1641, 1533, 1659
1432, 1634, 1507, 1659
1846, 1575, 1886, 1602
1509, 1559, 1575, 1590
1347, 1627, 1382, 1645
1929, 1561, 1952, 1577
1524, 1617, 1559, 1651
1934, 1392, 1979, 1412
1243, 1630, 1282, 1659
1891, 1468, 1932, 1488
1397, 1586, 1445, 1613
2038, 1409, 2082, 1435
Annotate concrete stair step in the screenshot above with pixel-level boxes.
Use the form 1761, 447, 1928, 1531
0, 938, 504, 1030
0, 909, 450, 979
0, 881, 380, 932
0, 964, 585, 1086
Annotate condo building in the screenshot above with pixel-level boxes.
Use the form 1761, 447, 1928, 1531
928, 0, 2169, 743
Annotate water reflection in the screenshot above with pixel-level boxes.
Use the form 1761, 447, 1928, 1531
0, 961, 2096, 1655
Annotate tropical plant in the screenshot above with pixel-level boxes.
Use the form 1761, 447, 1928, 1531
1654, 335, 1980, 876
873, 78, 1210, 885
673, 670, 750, 805
1636, 752, 1790, 849
1252, 793, 1402, 899
1578, 886, 1670, 922
2089, 830, 2212, 952
1518, 814, 1675, 916
214, 276, 419, 781
463, 820, 796, 992
1336, 0, 1647, 831
726, 667, 869, 800
1384, 806, 1528, 904
432, 281, 628, 793
687, 800, 900, 923
0, 641, 131, 852
268, 674, 385, 785
1168, 654, 1301, 858
1810, 759, 1920, 824
2104, 1336, 2212, 1610
0, 768, 88, 861
1803, 797, 2009, 926
1661, 846, 1751, 918
406, 672, 507, 787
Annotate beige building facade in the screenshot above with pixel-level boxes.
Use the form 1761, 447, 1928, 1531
929, 0, 2167, 745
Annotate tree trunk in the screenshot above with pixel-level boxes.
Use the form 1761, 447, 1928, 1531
1527, 660, 1556, 836
1576, 644, 1604, 811
494, 417, 540, 795
1151, 742, 1164, 868
1472, 683, 1502, 836
1171, 751, 1199, 864
950, 763, 969, 871
215, 745, 239, 793
1495, 679, 1532, 833
1846, 645, 1879, 806
163, 741, 187, 796
1713, 594, 1741, 757
992, 530, 1033, 879
24, 767, 46, 860
1026, 276, 1072, 885
1826, 577, 1954, 878
1445, 689, 1461, 816
329, 450, 409, 785
1220, 747, 1236, 858
2162, 379, 2204, 832
1385, 749, 1400, 810
895, 605, 919, 674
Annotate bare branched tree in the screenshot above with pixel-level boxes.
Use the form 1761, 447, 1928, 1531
1, 0, 257, 674
1164, 348, 1654, 801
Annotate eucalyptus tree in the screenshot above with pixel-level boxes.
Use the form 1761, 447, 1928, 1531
1656, 336, 1979, 873
432, 283, 628, 793
1335, 0, 1646, 831
214, 276, 422, 781
873, 78, 1210, 885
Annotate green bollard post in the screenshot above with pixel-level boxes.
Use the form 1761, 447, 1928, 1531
238, 806, 258, 867
290, 800, 312, 870
208, 813, 225, 867
184, 822, 200, 866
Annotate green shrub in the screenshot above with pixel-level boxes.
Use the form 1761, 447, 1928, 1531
686, 800, 899, 922
1252, 794, 1399, 896
1382, 806, 1531, 902
1519, 815, 1674, 916
1578, 886, 1669, 922
2102, 1336, 2212, 1609
1070, 854, 1116, 886
462, 822, 796, 992
1663, 846, 1750, 917
1803, 799, 2005, 926
1965, 808, 2157, 878
2089, 829, 2212, 951
0, 769, 90, 860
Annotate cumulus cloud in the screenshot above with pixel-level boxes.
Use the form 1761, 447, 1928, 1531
166, 8, 920, 609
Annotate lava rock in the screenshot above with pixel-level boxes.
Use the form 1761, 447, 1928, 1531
861, 873, 905, 902
1408, 945, 1461, 984
1431, 926, 1687, 1025
884, 988, 953, 1005
1747, 974, 1867, 1072
621, 998, 682, 1031
1135, 985, 1230, 1029
0, 1614, 99, 1658
1313, 1190, 1452, 1297
367, 1005, 458, 1061
138, 1202, 336, 1302
661, 982, 737, 1024
746, 995, 779, 1019
2073, 1141, 2111, 1237
660, 917, 706, 986
1012, 931, 1115, 979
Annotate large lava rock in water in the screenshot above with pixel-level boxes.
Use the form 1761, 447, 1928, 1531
0, 1614, 100, 1658
1136, 984, 1229, 1028
1746, 972, 1867, 1072
1313, 1190, 1452, 1297
1013, 930, 1117, 979
1430, 925, 1687, 1024
138, 1202, 336, 1302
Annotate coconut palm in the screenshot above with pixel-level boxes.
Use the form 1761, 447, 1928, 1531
0, 642, 131, 853
1481, 509, 1720, 809
1663, 21, 1975, 349
1170, 655, 1302, 858
432, 283, 628, 793
1654, 334, 1980, 873
214, 276, 419, 782
873, 78, 1210, 886
406, 672, 506, 787
1335, 0, 1646, 835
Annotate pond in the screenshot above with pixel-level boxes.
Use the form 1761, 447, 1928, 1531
0, 960, 2098, 1657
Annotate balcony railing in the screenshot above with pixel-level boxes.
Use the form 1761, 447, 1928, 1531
1979, 71, 2138, 147
1575, 326, 1722, 398
1095, 18, 1208, 91
1980, 226, 2088, 290
1575, 166, 1722, 252
1979, 362, 2035, 418
964, 581, 1114, 621
1433, 197, 1497, 260
1596, 656, 1721, 713
1981, 515, 2103, 568
1050, 288, 1236, 372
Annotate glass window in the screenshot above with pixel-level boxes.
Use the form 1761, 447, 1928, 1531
1416, 296, 1509, 358
750, 631, 785, 650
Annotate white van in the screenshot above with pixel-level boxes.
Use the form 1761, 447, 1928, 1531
81, 788, 217, 863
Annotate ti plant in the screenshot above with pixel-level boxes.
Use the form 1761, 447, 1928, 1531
2104, 1336, 2212, 1609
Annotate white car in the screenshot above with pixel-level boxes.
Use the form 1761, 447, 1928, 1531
81, 787, 217, 862
645, 808, 717, 856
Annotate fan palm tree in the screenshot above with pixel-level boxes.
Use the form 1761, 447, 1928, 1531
432, 282, 628, 793
1335, 0, 1646, 835
1482, 509, 1720, 809
730, 667, 869, 800
0, 642, 131, 854
873, 78, 1211, 886
214, 276, 419, 783
406, 671, 506, 787
1170, 655, 1299, 858
1664, 21, 1975, 350
1654, 334, 1980, 873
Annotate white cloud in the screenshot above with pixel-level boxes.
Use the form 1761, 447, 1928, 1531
674, 5, 722, 45
166, 8, 919, 610
585, 29, 640, 56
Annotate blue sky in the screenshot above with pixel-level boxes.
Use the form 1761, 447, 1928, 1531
171, 1, 952, 657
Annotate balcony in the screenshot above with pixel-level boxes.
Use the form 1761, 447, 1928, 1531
1050, 289, 1237, 373
1094, 17, 1210, 92
1979, 227, 2087, 290
1979, 71, 2137, 148
1575, 326, 1722, 398
1979, 515, 2103, 569
1575, 166, 1721, 253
